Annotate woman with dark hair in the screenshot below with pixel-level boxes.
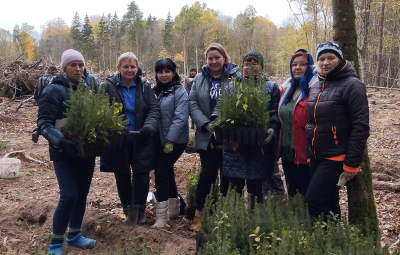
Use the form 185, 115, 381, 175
38, 49, 96, 255
189, 43, 240, 217
152, 58, 189, 228
305, 42, 369, 220
278, 49, 318, 197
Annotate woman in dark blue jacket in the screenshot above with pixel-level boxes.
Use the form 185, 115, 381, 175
221, 51, 280, 207
99, 52, 159, 225
37, 49, 96, 255
152, 58, 189, 228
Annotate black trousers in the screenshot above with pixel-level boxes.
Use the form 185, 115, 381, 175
114, 143, 150, 208
282, 159, 311, 197
304, 158, 343, 221
195, 145, 229, 211
155, 143, 186, 202
229, 178, 263, 208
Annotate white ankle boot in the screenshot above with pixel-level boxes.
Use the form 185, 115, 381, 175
152, 201, 169, 228
168, 197, 180, 219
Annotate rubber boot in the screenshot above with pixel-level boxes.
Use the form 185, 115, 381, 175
152, 201, 169, 228
66, 233, 95, 249
47, 243, 62, 255
138, 205, 147, 225
168, 197, 180, 219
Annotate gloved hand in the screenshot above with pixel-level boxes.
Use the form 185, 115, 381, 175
60, 139, 77, 155
264, 128, 275, 144
140, 125, 154, 137
121, 126, 130, 136
163, 143, 173, 153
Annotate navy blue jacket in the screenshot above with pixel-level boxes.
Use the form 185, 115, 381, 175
221, 75, 280, 180
37, 75, 77, 161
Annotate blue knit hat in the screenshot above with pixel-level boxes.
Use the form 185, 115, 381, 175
316, 41, 343, 60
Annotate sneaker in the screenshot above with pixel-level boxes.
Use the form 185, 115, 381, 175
47, 243, 62, 255
66, 233, 95, 249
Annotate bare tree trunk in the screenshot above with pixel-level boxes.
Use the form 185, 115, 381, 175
374, 0, 386, 87
332, 0, 379, 239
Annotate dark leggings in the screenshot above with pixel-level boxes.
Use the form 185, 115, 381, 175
52, 157, 95, 235
282, 159, 311, 197
228, 178, 263, 208
195, 144, 229, 211
114, 143, 150, 208
304, 158, 343, 221
155, 143, 186, 202
114, 171, 149, 208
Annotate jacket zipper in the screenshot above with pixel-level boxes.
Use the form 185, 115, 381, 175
312, 80, 325, 155
332, 125, 338, 145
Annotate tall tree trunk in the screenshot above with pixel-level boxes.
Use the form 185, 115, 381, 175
332, 0, 379, 239
374, 0, 386, 87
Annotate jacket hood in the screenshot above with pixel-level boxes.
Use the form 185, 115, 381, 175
201, 62, 239, 76
50, 75, 71, 87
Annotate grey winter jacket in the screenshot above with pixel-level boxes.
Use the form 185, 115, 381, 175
158, 83, 189, 146
189, 63, 240, 151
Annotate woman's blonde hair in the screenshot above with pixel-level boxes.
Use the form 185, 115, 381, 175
204, 43, 230, 63
117, 52, 138, 67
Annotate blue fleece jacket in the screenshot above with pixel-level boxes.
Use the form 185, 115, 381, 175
119, 74, 136, 133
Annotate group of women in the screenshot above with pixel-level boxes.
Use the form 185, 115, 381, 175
37, 40, 369, 254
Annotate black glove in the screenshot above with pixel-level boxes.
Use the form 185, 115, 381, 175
122, 126, 130, 135
60, 139, 77, 155
140, 126, 154, 137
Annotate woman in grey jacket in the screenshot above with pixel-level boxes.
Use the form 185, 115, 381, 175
153, 58, 189, 228
189, 43, 240, 217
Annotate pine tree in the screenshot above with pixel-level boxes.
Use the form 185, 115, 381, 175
70, 12, 82, 51
97, 15, 109, 70
122, 1, 144, 57
162, 12, 174, 55
82, 13, 94, 59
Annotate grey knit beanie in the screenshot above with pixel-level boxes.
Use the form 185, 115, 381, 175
61, 49, 85, 71
242, 51, 264, 69
316, 41, 343, 60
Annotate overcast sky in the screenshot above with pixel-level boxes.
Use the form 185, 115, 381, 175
1, 0, 290, 33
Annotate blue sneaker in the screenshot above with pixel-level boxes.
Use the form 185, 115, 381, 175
47, 243, 62, 255
66, 233, 95, 249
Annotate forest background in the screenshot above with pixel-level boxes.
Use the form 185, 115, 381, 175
0, 0, 398, 88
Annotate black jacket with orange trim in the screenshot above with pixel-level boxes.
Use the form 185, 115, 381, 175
306, 60, 369, 171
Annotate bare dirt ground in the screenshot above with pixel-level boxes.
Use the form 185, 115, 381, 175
0, 87, 400, 254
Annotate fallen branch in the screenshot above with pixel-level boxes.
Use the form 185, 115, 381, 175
15, 95, 35, 112
2, 150, 47, 166
366, 86, 400, 91
373, 180, 400, 192
15, 53, 24, 61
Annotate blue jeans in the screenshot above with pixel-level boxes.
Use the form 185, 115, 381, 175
52, 157, 95, 235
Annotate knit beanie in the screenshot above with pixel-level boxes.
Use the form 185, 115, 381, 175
316, 41, 343, 60
190, 67, 197, 72
242, 51, 264, 69
61, 49, 85, 71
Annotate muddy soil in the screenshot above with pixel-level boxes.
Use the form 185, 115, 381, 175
0, 88, 399, 254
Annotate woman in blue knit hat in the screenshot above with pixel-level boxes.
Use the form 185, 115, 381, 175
277, 49, 318, 197
37, 49, 96, 255
305, 41, 369, 221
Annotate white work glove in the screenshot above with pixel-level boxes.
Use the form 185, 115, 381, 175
264, 128, 275, 144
